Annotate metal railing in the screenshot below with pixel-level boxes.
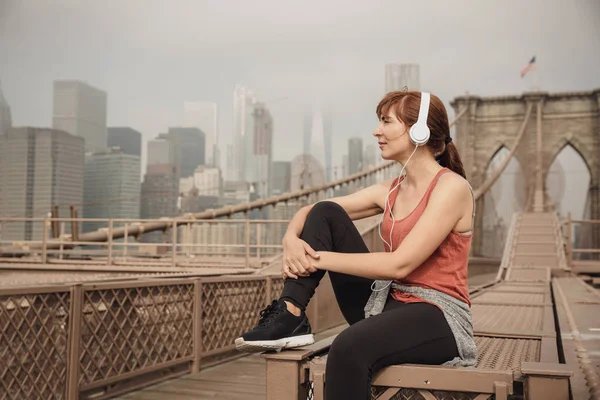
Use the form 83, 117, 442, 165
0, 217, 301, 269
562, 213, 600, 265
0, 274, 285, 400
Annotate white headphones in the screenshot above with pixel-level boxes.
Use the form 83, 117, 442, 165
409, 92, 431, 146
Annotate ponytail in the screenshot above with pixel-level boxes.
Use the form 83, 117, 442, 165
438, 142, 466, 178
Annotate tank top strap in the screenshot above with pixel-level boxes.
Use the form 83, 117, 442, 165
421, 168, 453, 204
428, 169, 477, 232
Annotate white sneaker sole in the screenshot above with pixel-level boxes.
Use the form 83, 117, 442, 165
235, 334, 315, 353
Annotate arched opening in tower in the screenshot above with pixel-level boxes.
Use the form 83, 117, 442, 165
482, 146, 526, 258
545, 143, 592, 259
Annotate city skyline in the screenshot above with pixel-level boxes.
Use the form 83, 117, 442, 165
2, 0, 598, 174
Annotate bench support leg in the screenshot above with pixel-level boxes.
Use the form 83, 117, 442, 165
266, 359, 307, 400
524, 376, 570, 400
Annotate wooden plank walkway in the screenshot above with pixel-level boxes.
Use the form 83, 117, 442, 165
117, 325, 347, 400
117, 273, 498, 400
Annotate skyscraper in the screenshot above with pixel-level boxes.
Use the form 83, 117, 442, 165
0, 81, 12, 136
52, 80, 107, 153
83, 149, 141, 233
166, 127, 206, 178
140, 164, 179, 242
303, 107, 333, 180
107, 127, 142, 157
230, 85, 257, 182
0, 128, 84, 241
253, 103, 273, 196
184, 102, 218, 167
385, 64, 420, 93
348, 137, 364, 175
147, 137, 176, 166
270, 161, 292, 195
363, 144, 378, 170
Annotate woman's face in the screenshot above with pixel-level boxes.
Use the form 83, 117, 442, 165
373, 110, 411, 160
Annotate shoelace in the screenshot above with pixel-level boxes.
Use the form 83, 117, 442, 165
258, 300, 284, 327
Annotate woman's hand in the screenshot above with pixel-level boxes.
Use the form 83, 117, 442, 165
282, 234, 319, 279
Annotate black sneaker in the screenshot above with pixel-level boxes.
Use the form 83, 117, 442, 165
235, 299, 314, 352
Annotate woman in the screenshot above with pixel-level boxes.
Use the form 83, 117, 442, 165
236, 91, 477, 400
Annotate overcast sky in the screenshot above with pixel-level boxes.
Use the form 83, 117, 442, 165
1, 0, 599, 174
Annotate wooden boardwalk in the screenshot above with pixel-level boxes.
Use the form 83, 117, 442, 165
117, 325, 347, 400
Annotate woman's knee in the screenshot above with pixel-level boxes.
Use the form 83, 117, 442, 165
308, 201, 348, 221
328, 328, 364, 368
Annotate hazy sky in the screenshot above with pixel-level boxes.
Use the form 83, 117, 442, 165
1, 0, 599, 173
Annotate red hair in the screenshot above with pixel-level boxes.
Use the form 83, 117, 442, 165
376, 91, 466, 178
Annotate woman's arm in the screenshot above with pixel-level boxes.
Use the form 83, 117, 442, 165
311, 174, 473, 280
282, 179, 391, 278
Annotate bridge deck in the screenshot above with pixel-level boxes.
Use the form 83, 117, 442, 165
115, 325, 348, 400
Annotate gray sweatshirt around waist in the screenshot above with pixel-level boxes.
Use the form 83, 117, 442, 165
364, 282, 477, 367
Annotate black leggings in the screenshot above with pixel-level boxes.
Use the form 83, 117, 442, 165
281, 201, 459, 400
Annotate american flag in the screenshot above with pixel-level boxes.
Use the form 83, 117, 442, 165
520, 56, 536, 78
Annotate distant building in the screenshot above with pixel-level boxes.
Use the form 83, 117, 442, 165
253, 103, 273, 197
140, 164, 179, 242
303, 107, 333, 180
52, 80, 107, 153
0, 81, 12, 136
270, 161, 292, 195
147, 137, 177, 166
180, 165, 223, 196
166, 127, 206, 178
385, 63, 420, 93
107, 127, 142, 157
348, 137, 364, 175
363, 144, 378, 170
290, 154, 326, 192
184, 102, 218, 167
0, 127, 84, 241
83, 149, 141, 233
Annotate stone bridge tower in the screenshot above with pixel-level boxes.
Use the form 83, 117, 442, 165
451, 89, 600, 256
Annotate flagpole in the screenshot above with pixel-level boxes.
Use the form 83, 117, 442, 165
532, 65, 539, 91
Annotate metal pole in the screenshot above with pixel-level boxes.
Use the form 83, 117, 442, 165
123, 223, 128, 258
107, 219, 113, 266
172, 219, 177, 268
256, 223, 261, 259
66, 284, 83, 399
245, 219, 250, 266
59, 222, 65, 260
566, 212, 572, 266
42, 217, 48, 264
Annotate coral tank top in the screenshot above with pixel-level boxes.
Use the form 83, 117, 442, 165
381, 168, 473, 307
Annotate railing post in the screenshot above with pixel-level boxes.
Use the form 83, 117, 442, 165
172, 219, 177, 268
123, 223, 128, 258
59, 222, 65, 260
192, 279, 203, 373
256, 223, 261, 259
66, 284, 83, 400
42, 217, 48, 264
265, 275, 272, 305
245, 219, 250, 266
566, 212, 572, 266
186, 222, 192, 256
107, 219, 113, 266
